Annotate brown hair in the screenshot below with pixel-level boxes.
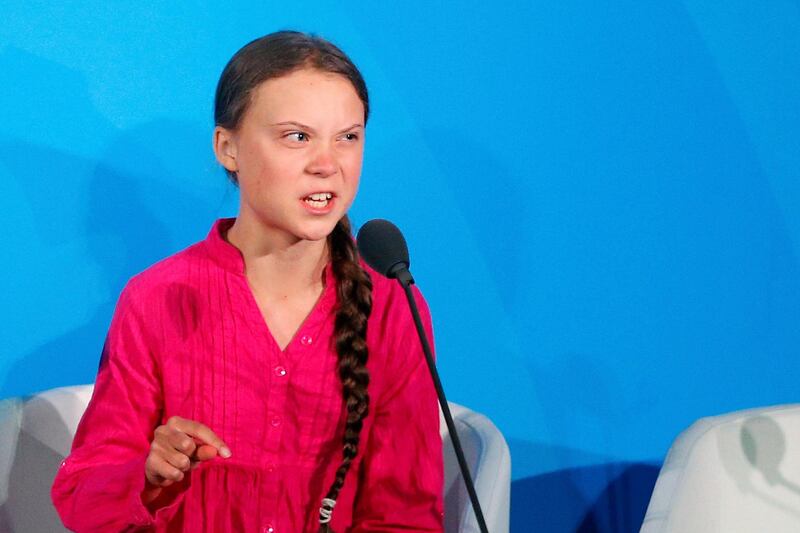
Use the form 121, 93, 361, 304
214, 31, 372, 532
215, 31, 369, 185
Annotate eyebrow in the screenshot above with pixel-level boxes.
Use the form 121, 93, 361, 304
271, 121, 364, 134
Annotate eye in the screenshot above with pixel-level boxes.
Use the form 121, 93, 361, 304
284, 131, 309, 142
340, 132, 360, 142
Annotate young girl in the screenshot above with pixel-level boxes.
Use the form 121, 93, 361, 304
51, 31, 444, 532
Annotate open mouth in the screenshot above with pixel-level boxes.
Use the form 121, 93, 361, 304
303, 192, 334, 209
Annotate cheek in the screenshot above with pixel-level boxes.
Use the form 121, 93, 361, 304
241, 146, 299, 185
341, 150, 364, 183
234, 143, 263, 181
238, 158, 294, 202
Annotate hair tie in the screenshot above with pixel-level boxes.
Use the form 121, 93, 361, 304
319, 498, 337, 524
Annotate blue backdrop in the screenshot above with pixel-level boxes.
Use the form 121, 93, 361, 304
2, 2, 799, 531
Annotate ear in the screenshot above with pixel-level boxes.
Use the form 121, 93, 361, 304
213, 126, 239, 173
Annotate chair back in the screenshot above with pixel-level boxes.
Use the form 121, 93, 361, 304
0, 385, 93, 532
642, 404, 800, 533
440, 403, 511, 533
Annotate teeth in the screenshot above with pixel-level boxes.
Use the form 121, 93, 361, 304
307, 192, 333, 201
303, 192, 333, 209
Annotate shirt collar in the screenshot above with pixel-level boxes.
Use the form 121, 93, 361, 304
204, 217, 243, 274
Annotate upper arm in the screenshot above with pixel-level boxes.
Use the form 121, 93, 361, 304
51, 280, 167, 530
72, 280, 163, 457
351, 286, 444, 532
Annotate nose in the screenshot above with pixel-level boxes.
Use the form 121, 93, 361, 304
305, 143, 337, 178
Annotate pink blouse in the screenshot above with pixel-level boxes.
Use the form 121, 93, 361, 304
51, 218, 444, 532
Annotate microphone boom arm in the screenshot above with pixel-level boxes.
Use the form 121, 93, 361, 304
396, 271, 490, 533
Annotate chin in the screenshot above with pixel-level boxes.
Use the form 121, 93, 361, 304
296, 222, 340, 242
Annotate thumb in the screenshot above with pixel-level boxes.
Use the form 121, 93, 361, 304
194, 444, 219, 462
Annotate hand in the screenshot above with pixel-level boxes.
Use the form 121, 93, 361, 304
144, 415, 231, 488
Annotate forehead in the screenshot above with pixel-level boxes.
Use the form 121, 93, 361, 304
247, 68, 364, 122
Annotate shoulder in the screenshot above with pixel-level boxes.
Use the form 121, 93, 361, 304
361, 262, 436, 408
120, 240, 210, 308
362, 263, 430, 324
362, 261, 434, 353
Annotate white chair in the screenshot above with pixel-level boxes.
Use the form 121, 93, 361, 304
440, 403, 511, 533
642, 404, 800, 533
0, 385, 92, 532
0, 384, 511, 533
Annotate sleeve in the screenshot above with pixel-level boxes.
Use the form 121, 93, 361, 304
351, 285, 445, 532
51, 280, 190, 532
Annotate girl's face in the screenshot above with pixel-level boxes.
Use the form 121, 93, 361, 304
214, 68, 365, 243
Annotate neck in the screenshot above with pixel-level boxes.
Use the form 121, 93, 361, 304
225, 214, 329, 295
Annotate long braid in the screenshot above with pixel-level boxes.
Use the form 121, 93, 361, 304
318, 215, 373, 532
211, 30, 374, 530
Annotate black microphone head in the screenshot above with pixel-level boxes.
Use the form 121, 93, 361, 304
356, 219, 410, 279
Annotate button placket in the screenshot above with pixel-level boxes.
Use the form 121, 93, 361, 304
263, 348, 288, 503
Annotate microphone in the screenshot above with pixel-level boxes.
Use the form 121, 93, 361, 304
356, 219, 490, 533
355, 219, 414, 286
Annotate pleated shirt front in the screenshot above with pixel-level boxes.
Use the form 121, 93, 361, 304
51, 218, 444, 532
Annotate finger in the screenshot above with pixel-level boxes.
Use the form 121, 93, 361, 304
194, 444, 219, 462
154, 442, 192, 472
147, 454, 184, 485
164, 427, 197, 457
150, 476, 175, 488
155, 423, 197, 458
174, 419, 231, 458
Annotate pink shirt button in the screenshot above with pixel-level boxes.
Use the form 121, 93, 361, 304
270, 415, 281, 427
261, 525, 275, 533
274, 366, 286, 377
300, 335, 313, 346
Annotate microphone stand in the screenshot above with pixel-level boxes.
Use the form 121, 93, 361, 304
391, 267, 490, 533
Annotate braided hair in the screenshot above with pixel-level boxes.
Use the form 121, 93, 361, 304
213, 31, 373, 531
320, 216, 373, 532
